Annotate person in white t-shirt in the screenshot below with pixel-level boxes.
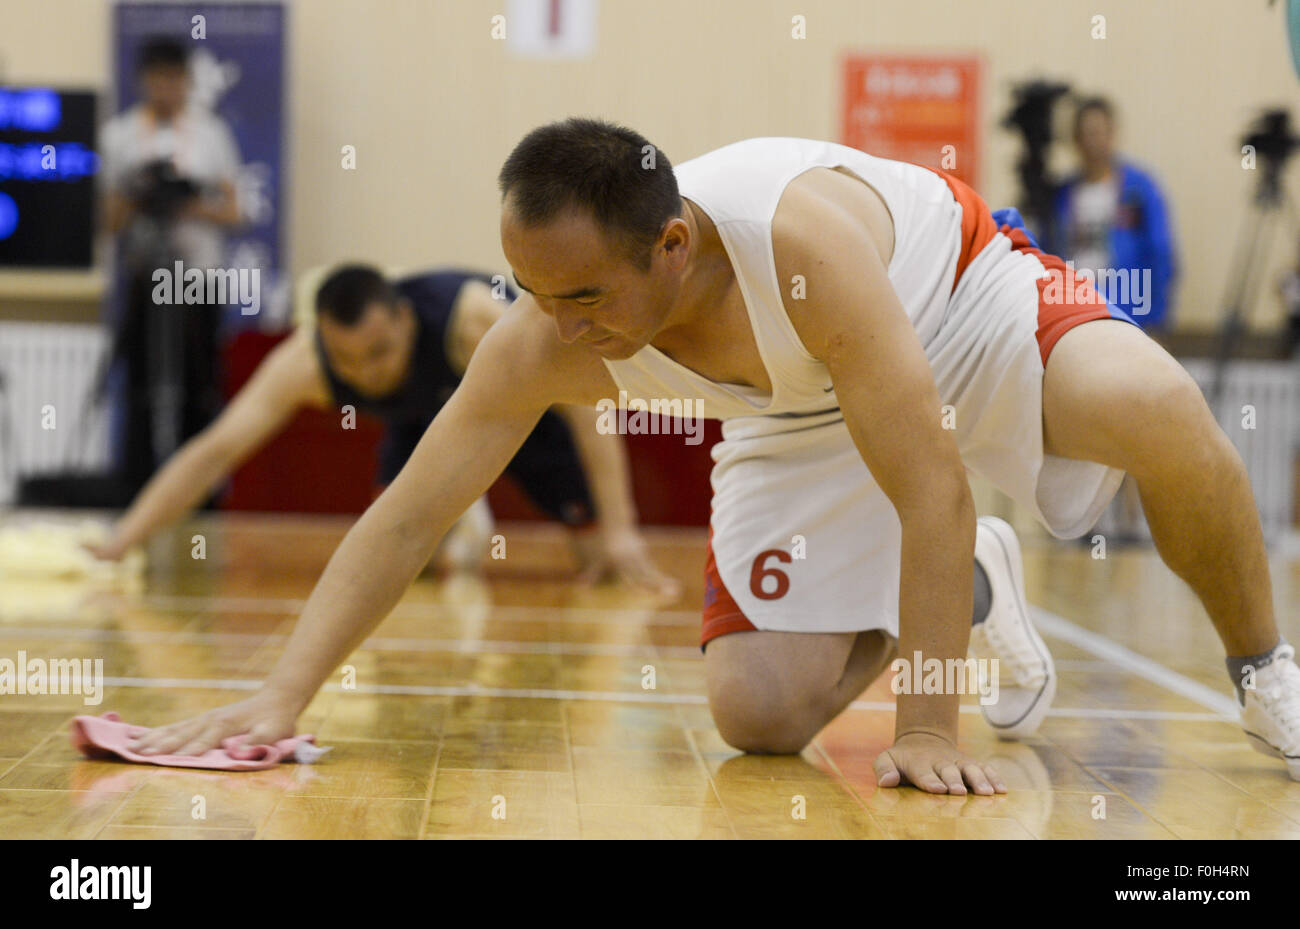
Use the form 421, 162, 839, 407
99, 36, 243, 494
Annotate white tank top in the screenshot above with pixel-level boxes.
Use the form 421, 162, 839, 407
600, 138, 965, 424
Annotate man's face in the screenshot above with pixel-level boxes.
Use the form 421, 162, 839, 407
140, 66, 189, 117
318, 300, 416, 397
500, 202, 681, 360
1075, 108, 1114, 165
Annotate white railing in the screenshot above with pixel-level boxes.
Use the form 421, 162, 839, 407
0, 322, 111, 505
1180, 358, 1299, 547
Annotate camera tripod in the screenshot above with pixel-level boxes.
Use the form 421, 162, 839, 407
1209, 111, 1300, 411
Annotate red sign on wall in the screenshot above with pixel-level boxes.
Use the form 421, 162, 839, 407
841, 54, 983, 187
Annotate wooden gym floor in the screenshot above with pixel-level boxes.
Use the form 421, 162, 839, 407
1, 510, 1298, 839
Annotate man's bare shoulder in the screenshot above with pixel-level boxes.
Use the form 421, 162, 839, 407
473, 295, 618, 408
262, 327, 331, 409
771, 167, 894, 272
769, 168, 899, 360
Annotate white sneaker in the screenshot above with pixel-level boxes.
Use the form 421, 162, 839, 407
1240, 643, 1300, 780
968, 516, 1056, 740
439, 496, 495, 573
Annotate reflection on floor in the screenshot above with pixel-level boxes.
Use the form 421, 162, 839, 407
1, 512, 1295, 838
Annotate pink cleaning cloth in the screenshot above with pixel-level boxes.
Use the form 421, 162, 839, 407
70, 712, 329, 771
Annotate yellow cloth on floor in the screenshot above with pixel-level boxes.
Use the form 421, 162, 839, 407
0, 521, 143, 580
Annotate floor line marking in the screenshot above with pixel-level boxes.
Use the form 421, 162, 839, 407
5, 606, 1247, 719
0, 626, 702, 659
93, 675, 1234, 722
90, 594, 702, 626
1031, 607, 1239, 719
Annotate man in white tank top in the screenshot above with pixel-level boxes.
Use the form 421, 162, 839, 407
130, 119, 1300, 795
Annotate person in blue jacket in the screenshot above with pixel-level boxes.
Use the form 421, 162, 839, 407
1048, 97, 1178, 331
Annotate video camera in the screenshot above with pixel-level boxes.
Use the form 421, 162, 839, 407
1241, 108, 1300, 203
128, 158, 201, 220
1000, 80, 1072, 250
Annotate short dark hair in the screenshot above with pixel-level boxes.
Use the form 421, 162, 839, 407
498, 117, 682, 270
315, 264, 398, 326
1074, 96, 1115, 133
137, 37, 190, 74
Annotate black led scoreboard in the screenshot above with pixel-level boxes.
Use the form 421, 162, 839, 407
0, 87, 98, 269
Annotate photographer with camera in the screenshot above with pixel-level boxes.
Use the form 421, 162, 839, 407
99, 36, 242, 495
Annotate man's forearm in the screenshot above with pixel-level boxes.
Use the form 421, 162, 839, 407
111, 443, 233, 550
559, 405, 638, 529
893, 482, 978, 741
259, 490, 452, 710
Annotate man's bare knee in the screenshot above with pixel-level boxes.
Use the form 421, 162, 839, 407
1124, 370, 1236, 481
705, 645, 824, 753
710, 690, 819, 754
705, 629, 862, 754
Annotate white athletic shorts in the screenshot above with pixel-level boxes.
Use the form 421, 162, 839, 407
701, 211, 1141, 646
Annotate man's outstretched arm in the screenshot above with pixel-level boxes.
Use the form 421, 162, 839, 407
128, 304, 588, 756
557, 403, 683, 599
87, 330, 324, 560
775, 171, 997, 795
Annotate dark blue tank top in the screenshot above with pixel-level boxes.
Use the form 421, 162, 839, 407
310, 268, 592, 523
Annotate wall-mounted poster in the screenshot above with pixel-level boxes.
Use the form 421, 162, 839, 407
113, 2, 285, 329
842, 54, 982, 187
